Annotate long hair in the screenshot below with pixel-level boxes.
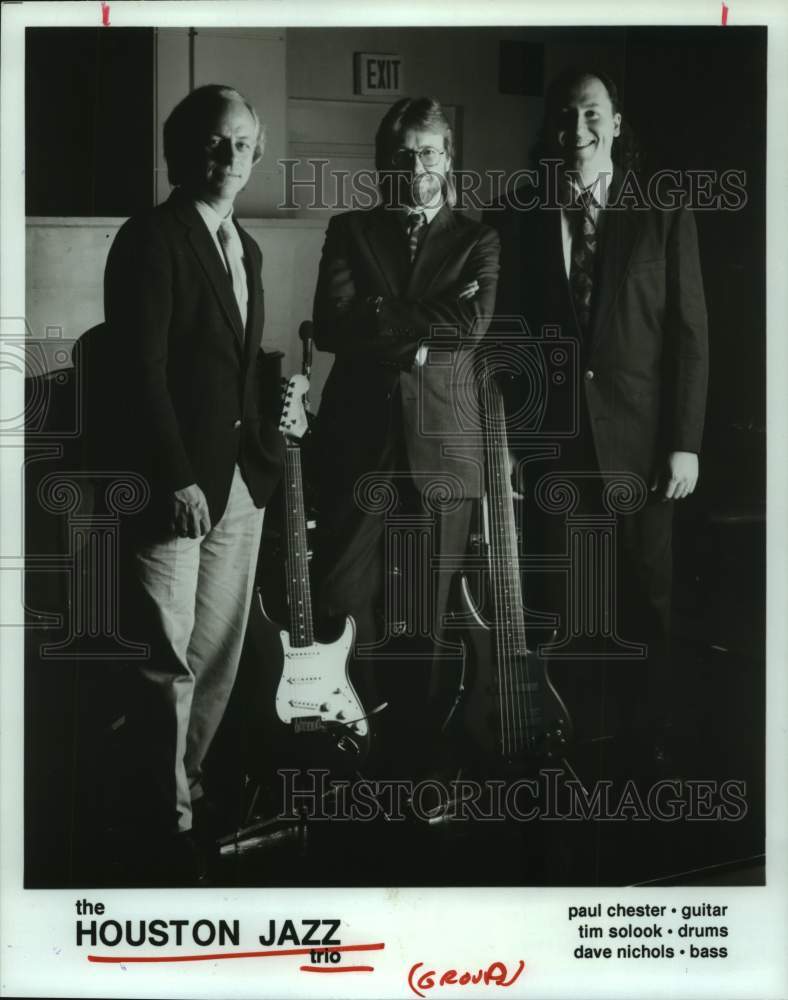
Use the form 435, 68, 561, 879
163, 84, 264, 187
374, 96, 457, 207
530, 68, 641, 175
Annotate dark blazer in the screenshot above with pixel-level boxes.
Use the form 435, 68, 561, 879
102, 189, 284, 527
312, 204, 500, 498
485, 176, 709, 485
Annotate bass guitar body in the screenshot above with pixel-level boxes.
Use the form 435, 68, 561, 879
452, 574, 572, 768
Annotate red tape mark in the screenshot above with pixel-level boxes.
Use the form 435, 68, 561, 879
88, 942, 384, 964
721, 2, 729, 24
101, 2, 110, 26
300, 965, 375, 973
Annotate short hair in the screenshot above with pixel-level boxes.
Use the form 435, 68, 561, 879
375, 96, 456, 207
532, 68, 641, 174
163, 84, 264, 187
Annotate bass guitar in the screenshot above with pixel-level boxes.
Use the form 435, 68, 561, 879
451, 362, 573, 767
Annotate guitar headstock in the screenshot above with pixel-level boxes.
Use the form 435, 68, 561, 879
279, 374, 310, 441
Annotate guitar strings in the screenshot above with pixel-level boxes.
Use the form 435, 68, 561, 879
481, 368, 504, 752
501, 374, 536, 748
286, 443, 313, 647
482, 364, 515, 755
480, 370, 497, 746
498, 378, 531, 748
285, 444, 300, 644
491, 379, 514, 755
496, 380, 523, 754
482, 363, 533, 756
296, 447, 315, 647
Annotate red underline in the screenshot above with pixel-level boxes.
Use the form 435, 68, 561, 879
88, 942, 385, 964
300, 965, 375, 973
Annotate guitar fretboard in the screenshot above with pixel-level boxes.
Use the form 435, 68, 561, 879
480, 365, 537, 754
283, 443, 314, 647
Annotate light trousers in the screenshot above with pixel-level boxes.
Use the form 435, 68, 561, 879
130, 465, 264, 833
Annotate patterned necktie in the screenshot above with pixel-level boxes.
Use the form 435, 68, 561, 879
217, 218, 248, 333
569, 188, 598, 335
406, 211, 426, 264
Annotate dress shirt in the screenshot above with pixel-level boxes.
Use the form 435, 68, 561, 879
560, 169, 613, 278
401, 203, 442, 228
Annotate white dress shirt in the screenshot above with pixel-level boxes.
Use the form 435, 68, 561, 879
402, 203, 442, 227
560, 169, 613, 278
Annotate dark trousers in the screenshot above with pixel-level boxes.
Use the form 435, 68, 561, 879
315, 483, 474, 769
313, 410, 476, 761
524, 410, 674, 732
315, 484, 475, 651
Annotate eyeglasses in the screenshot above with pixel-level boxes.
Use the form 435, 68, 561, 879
390, 147, 446, 169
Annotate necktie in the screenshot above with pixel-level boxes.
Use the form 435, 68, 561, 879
569, 188, 598, 335
217, 219, 248, 333
406, 212, 429, 367
406, 211, 426, 264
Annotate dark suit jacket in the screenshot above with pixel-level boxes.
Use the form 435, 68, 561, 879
485, 176, 709, 486
312, 204, 500, 498
102, 189, 284, 527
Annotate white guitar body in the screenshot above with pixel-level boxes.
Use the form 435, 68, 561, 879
260, 603, 368, 739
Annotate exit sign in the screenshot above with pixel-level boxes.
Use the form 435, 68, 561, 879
354, 53, 403, 96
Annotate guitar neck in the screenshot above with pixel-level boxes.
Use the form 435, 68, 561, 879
481, 374, 528, 654
283, 442, 314, 647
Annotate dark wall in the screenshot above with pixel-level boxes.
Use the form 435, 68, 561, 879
26, 28, 154, 216
624, 27, 766, 447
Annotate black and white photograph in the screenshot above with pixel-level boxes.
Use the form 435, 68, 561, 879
1, 2, 787, 998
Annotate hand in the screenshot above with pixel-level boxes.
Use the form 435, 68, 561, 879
457, 279, 480, 301
412, 281, 479, 367
650, 451, 699, 501
171, 483, 211, 538
508, 448, 524, 499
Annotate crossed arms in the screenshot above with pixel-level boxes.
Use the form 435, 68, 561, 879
313, 213, 501, 367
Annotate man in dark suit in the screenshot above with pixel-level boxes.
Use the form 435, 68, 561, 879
312, 97, 500, 736
485, 69, 708, 759
103, 85, 283, 881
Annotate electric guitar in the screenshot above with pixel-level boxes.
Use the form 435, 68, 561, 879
452, 363, 573, 767
249, 373, 370, 763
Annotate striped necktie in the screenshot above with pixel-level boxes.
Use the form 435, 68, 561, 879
406, 211, 426, 264
218, 218, 248, 333
569, 188, 599, 335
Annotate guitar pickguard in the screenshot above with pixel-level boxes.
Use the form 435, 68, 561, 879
275, 617, 368, 738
